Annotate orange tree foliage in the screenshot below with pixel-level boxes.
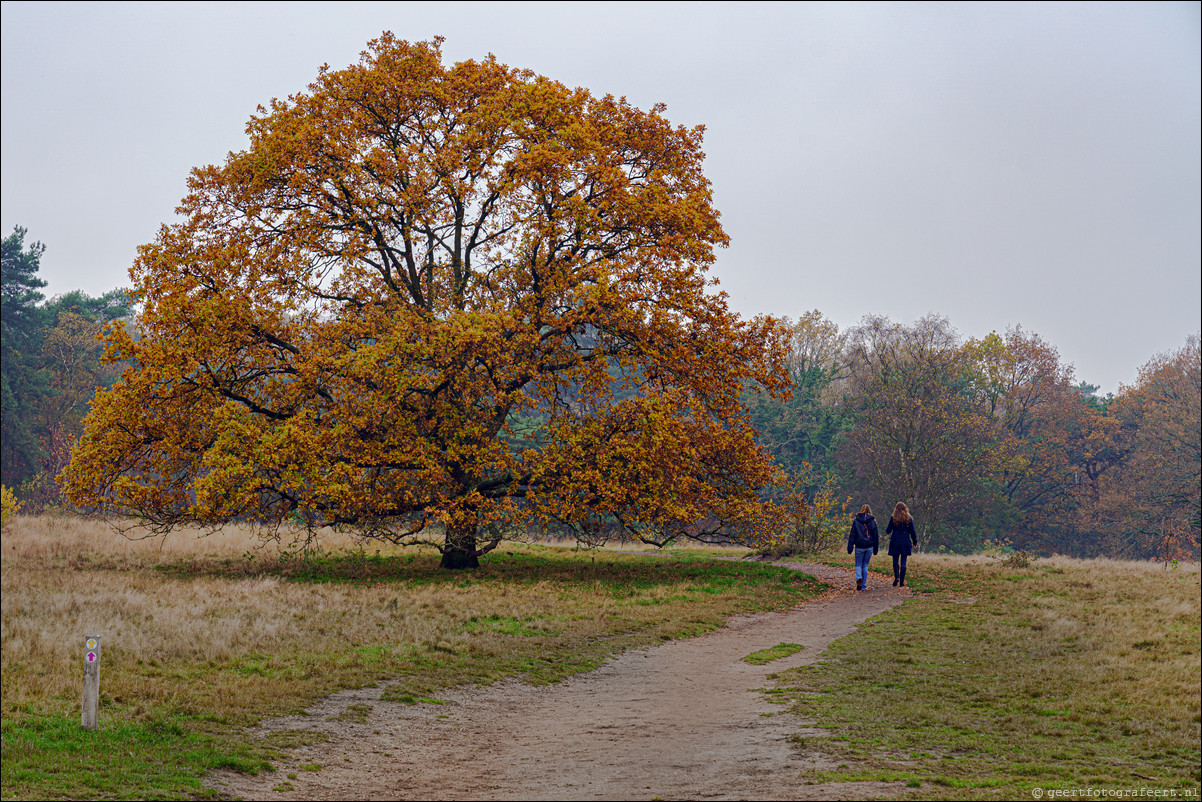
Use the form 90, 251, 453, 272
61, 36, 789, 568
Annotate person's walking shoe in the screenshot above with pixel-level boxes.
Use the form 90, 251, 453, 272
856, 578, 863, 591
893, 576, 899, 586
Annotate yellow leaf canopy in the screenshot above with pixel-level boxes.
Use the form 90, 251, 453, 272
62, 35, 788, 568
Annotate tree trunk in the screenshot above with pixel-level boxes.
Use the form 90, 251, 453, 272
440, 516, 480, 570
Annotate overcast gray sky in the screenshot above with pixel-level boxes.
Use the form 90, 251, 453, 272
2, 1, 1198, 393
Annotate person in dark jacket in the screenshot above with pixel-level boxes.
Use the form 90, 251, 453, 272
886, 501, 918, 587
846, 504, 879, 591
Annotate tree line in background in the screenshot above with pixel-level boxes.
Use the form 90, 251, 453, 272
2, 225, 1197, 561
745, 311, 1200, 561
1, 226, 130, 511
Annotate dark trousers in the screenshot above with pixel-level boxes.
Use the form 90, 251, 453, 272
892, 554, 908, 580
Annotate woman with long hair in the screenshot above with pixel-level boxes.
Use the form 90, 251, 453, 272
846, 504, 879, 591
886, 502, 918, 586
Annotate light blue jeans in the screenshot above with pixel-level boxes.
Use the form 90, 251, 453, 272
854, 547, 874, 587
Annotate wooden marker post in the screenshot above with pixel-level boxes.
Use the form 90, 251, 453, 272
82, 634, 101, 730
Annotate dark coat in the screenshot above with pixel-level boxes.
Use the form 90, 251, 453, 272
847, 512, 879, 554
886, 516, 918, 556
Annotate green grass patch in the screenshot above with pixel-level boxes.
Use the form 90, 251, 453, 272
330, 703, 372, 724
743, 642, 805, 665
0, 713, 274, 800
461, 614, 557, 637
381, 691, 446, 706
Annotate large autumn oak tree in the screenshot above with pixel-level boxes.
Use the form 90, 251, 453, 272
63, 35, 788, 568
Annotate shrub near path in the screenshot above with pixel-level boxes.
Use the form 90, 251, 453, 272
773, 553, 1202, 799
0, 516, 822, 800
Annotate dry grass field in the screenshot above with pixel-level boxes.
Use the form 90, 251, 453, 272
1, 514, 821, 799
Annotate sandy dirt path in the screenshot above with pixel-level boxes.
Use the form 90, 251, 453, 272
208, 561, 909, 801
